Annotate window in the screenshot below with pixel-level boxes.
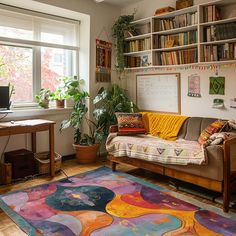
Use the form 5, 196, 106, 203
0, 5, 79, 104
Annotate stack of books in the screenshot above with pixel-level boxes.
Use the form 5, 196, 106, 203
158, 12, 198, 31
159, 30, 197, 48
203, 43, 236, 62
125, 38, 151, 52
160, 48, 197, 65
204, 5, 221, 22
204, 22, 236, 42
125, 54, 150, 68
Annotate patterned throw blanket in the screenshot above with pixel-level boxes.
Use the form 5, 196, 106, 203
106, 134, 206, 165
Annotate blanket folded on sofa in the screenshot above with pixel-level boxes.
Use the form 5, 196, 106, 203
106, 134, 207, 166
141, 113, 189, 141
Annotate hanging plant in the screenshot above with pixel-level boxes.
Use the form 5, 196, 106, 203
112, 14, 135, 71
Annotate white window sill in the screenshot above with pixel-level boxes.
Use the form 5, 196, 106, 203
1, 107, 72, 120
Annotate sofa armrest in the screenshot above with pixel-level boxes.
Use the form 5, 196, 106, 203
109, 125, 118, 133
224, 136, 236, 173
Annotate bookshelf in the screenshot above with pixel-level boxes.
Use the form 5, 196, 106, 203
124, 0, 236, 69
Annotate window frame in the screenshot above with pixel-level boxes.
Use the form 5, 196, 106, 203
0, 4, 80, 107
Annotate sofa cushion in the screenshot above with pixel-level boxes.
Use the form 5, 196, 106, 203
116, 113, 146, 135
198, 120, 226, 145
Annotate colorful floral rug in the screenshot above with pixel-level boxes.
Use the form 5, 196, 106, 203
0, 166, 236, 235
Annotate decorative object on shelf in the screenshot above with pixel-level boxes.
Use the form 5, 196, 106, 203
112, 14, 135, 70
176, 0, 193, 10
96, 39, 112, 83
60, 79, 103, 164
35, 88, 51, 109
209, 76, 225, 95
230, 98, 236, 108
212, 98, 224, 109
188, 74, 201, 97
155, 6, 175, 16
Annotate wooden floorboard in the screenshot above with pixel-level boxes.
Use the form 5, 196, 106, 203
0, 158, 235, 235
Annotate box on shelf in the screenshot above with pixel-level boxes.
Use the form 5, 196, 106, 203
35, 152, 61, 174
155, 7, 175, 16
176, 0, 193, 10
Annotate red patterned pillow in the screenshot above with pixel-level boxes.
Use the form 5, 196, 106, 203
116, 113, 146, 136
198, 120, 226, 145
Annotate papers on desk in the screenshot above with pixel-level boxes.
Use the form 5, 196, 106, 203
0, 119, 53, 128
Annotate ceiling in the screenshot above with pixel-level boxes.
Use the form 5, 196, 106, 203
95, 0, 143, 7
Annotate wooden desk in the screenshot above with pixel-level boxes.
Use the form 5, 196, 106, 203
0, 119, 56, 179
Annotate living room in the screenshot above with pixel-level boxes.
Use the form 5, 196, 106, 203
0, 0, 236, 235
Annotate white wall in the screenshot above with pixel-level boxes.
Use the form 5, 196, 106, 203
0, 0, 120, 157
121, 0, 236, 120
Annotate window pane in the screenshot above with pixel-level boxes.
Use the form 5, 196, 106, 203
41, 47, 76, 92
0, 45, 33, 102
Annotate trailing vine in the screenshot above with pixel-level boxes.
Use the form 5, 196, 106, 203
112, 14, 134, 71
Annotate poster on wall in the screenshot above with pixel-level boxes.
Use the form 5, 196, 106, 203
209, 76, 225, 95
188, 74, 201, 97
96, 39, 112, 83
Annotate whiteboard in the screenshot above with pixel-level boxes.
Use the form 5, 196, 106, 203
136, 73, 181, 114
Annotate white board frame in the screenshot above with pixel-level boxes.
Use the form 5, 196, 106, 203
136, 73, 181, 114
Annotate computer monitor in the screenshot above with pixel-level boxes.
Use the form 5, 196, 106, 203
0, 86, 10, 110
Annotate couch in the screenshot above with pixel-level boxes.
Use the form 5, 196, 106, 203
107, 116, 236, 212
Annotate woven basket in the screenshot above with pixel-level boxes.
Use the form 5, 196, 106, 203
34, 152, 62, 174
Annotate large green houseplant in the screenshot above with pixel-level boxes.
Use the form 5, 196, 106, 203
60, 77, 103, 163
93, 84, 138, 136
112, 14, 135, 70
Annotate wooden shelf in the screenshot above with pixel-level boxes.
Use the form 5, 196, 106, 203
153, 43, 198, 52
123, 50, 151, 56
153, 24, 197, 35
124, 0, 236, 68
201, 38, 236, 45
200, 16, 236, 26
153, 5, 197, 19
125, 33, 151, 41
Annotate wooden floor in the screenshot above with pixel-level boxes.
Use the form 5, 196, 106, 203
0, 158, 235, 235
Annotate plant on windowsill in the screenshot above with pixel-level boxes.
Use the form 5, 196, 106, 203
60, 78, 104, 164
93, 84, 139, 136
50, 88, 68, 108
112, 14, 135, 71
35, 88, 52, 109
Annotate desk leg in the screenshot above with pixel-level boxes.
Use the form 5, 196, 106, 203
32, 132, 36, 153
49, 124, 55, 177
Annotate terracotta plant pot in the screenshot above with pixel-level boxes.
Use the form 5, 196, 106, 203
73, 143, 100, 164
56, 100, 65, 108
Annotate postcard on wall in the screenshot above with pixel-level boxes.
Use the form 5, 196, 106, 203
188, 74, 201, 97
96, 39, 112, 83
209, 76, 225, 95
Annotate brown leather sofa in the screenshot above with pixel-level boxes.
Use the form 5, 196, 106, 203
108, 117, 236, 212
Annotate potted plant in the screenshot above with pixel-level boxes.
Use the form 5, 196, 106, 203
112, 14, 135, 70
50, 88, 68, 108
35, 88, 51, 109
60, 78, 104, 164
93, 84, 138, 136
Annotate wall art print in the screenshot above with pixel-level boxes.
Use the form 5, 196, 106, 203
96, 39, 112, 83
209, 76, 225, 95
188, 74, 201, 97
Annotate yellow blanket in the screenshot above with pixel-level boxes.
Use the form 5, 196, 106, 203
141, 112, 189, 141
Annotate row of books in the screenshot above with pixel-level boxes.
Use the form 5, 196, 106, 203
205, 22, 236, 42
125, 38, 151, 53
203, 43, 236, 62
203, 5, 221, 23
125, 54, 150, 68
156, 12, 198, 31
159, 48, 198, 65
159, 30, 197, 48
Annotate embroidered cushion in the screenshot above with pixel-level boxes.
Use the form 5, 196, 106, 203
116, 113, 146, 135
198, 120, 226, 145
